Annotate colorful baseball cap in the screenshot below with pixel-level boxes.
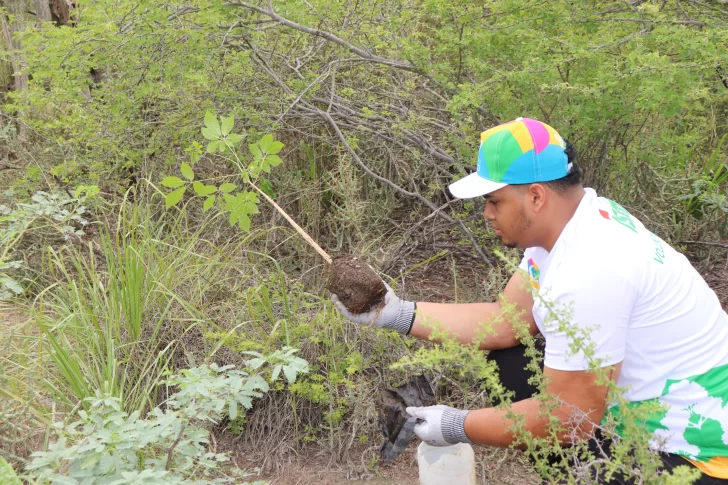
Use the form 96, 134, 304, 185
448, 117, 568, 199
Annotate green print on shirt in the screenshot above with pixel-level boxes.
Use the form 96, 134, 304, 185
607, 363, 728, 462
650, 232, 666, 265
607, 200, 638, 234
684, 410, 726, 460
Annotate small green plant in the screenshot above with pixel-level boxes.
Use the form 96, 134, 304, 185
25, 353, 308, 485
0, 190, 93, 299
161, 112, 283, 232
680, 134, 728, 221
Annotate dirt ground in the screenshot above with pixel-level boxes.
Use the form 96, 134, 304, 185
231, 443, 540, 485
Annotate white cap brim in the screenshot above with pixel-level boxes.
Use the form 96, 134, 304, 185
448, 172, 508, 199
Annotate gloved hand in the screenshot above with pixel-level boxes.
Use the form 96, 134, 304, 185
331, 283, 416, 334
405, 404, 473, 447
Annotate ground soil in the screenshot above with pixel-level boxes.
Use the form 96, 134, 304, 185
327, 254, 386, 314
230, 442, 540, 485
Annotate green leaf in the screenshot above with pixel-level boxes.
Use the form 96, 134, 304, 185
226, 133, 243, 145
203, 195, 215, 212
206, 140, 223, 153
219, 183, 237, 193
259, 178, 276, 198
201, 127, 219, 141
271, 364, 282, 382
193, 182, 217, 196
283, 365, 297, 383
180, 162, 194, 181
0, 457, 21, 485
165, 187, 186, 209
221, 115, 234, 136
0, 276, 23, 295
267, 141, 284, 155
258, 134, 274, 152
223, 191, 260, 231
267, 155, 282, 167
249, 143, 263, 159
204, 111, 220, 132
161, 176, 185, 188
245, 356, 266, 370
229, 401, 238, 421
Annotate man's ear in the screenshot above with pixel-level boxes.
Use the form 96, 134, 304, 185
527, 184, 547, 213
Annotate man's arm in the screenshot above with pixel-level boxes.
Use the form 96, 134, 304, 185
463, 363, 623, 446
409, 271, 539, 350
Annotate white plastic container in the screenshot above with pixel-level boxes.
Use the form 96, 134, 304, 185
417, 441, 476, 485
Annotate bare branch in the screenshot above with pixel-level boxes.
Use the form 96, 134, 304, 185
226, 1, 425, 74
241, 39, 494, 265
677, 240, 728, 249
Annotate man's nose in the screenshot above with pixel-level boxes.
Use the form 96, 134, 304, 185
483, 204, 495, 221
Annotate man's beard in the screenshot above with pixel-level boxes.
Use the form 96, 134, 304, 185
501, 206, 531, 249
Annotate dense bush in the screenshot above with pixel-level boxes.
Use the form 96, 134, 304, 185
1, 0, 727, 483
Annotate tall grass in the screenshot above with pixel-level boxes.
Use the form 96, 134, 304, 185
33, 204, 236, 414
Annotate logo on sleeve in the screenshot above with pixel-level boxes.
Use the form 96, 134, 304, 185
599, 200, 638, 234
527, 258, 541, 289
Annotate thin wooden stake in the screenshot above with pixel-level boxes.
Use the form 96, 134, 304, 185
250, 183, 333, 264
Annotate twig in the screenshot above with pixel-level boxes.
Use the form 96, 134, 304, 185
226, 0, 428, 75
250, 183, 333, 264
677, 240, 728, 249
242, 39, 494, 266
166, 421, 186, 471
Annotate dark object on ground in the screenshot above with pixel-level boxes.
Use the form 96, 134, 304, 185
378, 375, 436, 465
326, 254, 386, 314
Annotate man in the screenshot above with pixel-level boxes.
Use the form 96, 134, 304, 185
332, 118, 728, 483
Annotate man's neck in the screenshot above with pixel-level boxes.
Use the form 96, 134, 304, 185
542, 188, 586, 252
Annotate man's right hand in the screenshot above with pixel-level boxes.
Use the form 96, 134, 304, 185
331, 283, 416, 334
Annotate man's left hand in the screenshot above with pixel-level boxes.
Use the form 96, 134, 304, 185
406, 404, 474, 447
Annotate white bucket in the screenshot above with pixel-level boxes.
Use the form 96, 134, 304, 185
417, 441, 476, 485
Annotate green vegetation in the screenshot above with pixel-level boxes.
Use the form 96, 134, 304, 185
1, 0, 727, 483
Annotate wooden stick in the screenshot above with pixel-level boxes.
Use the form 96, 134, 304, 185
250, 183, 333, 264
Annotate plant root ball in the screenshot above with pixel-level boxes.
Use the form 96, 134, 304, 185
326, 254, 386, 314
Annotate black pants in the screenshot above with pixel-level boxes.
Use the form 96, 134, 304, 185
486, 344, 728, 484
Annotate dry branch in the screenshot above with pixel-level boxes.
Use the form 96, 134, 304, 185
235, 30, 495, 266
250, 183, 333, 264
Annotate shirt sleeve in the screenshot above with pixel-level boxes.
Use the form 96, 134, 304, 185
534, 264, 634, 371
518, 250, 530, 272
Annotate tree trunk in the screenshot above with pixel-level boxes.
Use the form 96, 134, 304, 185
2, 0, 28, 93
34, 0, 52, 24
1, 0, 29, 140
50, 0, 76, 26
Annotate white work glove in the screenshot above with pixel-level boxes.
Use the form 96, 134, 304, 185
331, 283, 416, 334
406, 405, 473, 447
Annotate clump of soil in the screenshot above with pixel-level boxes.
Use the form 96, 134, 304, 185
326, 254, 386, 314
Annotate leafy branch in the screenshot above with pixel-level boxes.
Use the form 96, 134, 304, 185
26, 350, 308, 484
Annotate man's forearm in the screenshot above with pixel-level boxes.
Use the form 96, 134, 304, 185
409, 301, 522, 350
464, 398, 598, 448
463, 398, 544, 447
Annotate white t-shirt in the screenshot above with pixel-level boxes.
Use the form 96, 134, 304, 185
519, 188, 728, 465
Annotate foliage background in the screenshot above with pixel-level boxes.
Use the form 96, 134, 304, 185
1, 0, 727, 483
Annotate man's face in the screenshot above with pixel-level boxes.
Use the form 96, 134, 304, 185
482, 186, 532, 249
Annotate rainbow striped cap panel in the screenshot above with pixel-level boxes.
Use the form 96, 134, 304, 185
478, 117, 567, 184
